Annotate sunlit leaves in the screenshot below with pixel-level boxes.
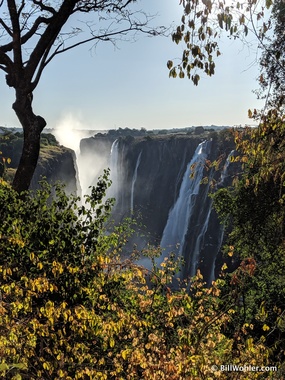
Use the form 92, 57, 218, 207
0, 171, 274, 379
166, 60, 173, 70
171, 0, 273, 84
236, 109, 285, 186
213, 110, 285, 363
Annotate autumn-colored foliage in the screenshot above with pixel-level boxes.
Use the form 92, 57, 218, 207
0, 171, 275, 379
213, 110, 285, 369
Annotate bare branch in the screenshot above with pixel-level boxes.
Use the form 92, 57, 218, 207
24, 0, 75, 84
0, 64, 8, 72
17, 0, 25, 16
0, 50, 13, 72
73, 0, 134, 13
0, 18, 12, 36
30, 39, 55, 90
0, 16, 52, 53
0, 0, 168, 192
7, 0, 23, 68
32, 0, 57, 16
31, 15, 166, 89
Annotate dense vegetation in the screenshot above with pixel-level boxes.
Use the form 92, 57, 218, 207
0, 164, 282, 379
169, 1, 285, 373
213, 111, 285, 367
1, 0, 285, 378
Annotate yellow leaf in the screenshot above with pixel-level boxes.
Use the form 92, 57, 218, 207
121, 350, 129, 360
246, 337, 253, 349
43, 362, 50, 370
58, 369, 65, 378
109, 337, 115, 348
0, 363, 9, 371
221, 263, 228, 270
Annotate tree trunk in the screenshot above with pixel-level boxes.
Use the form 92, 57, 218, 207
12, 91, 46, 193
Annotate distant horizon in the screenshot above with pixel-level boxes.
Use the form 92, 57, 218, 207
0, 123, 255, 132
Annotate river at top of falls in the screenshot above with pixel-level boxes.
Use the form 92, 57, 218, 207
158, 140, 212, 265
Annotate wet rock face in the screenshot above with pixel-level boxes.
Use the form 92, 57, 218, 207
116, 136, 204, 242
32, 146, 79, 196
0, 130, 80, 196
80, 132, 237, 284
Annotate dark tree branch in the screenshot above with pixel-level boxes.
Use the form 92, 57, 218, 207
0, 64, 8, 72
0, 18, 12, 36
7, 0, 23, 69
30, 40, 55, 90
0, 0, 166, 192
17, 0, 25, 17
24, 0, 75, 83
32, 0, 57, 15
72, 0, 136, 14
0, 16, 52, 53
0, 50, 13, 67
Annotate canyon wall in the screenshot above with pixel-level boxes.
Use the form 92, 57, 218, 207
80, 131, 237, 285
0, 130, 79, 195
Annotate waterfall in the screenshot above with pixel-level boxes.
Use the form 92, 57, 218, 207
219, 150, 235, 184
208, 149, 235, 284
108, 139, 119, 200
189, 201, 213, 278
159, 140, 211, 265
131, 151, 142, 213
208, 227, 224, 285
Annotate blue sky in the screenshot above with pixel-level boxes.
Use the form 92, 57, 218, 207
0, 0, 263, 130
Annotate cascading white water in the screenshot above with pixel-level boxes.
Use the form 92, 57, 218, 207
131, 151, 142, 213
190, 201, 213, 278
208, 149, 235, 284
208, 228, 224, 285
108, 139, 119, 200
219, 150, 235, 184
159, 140, 211, 265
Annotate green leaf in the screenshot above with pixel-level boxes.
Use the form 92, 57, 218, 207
193, 74, 200, 85
167, 60, 173, 70
169, 68, 177, 78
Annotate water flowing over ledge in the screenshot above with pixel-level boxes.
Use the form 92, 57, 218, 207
78, 132, 238, 284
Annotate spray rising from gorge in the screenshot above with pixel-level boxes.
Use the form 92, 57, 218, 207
53, 121, 237, 285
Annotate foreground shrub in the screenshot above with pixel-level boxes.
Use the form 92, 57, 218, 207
0, 174, 274, 379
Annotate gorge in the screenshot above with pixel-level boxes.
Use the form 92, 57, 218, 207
1, 126, 238, 285
78, 129, 238, 285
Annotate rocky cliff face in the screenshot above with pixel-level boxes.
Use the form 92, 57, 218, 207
80, 131, 238, 285
31, 145, 80, 195
0, 130, 79, 195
